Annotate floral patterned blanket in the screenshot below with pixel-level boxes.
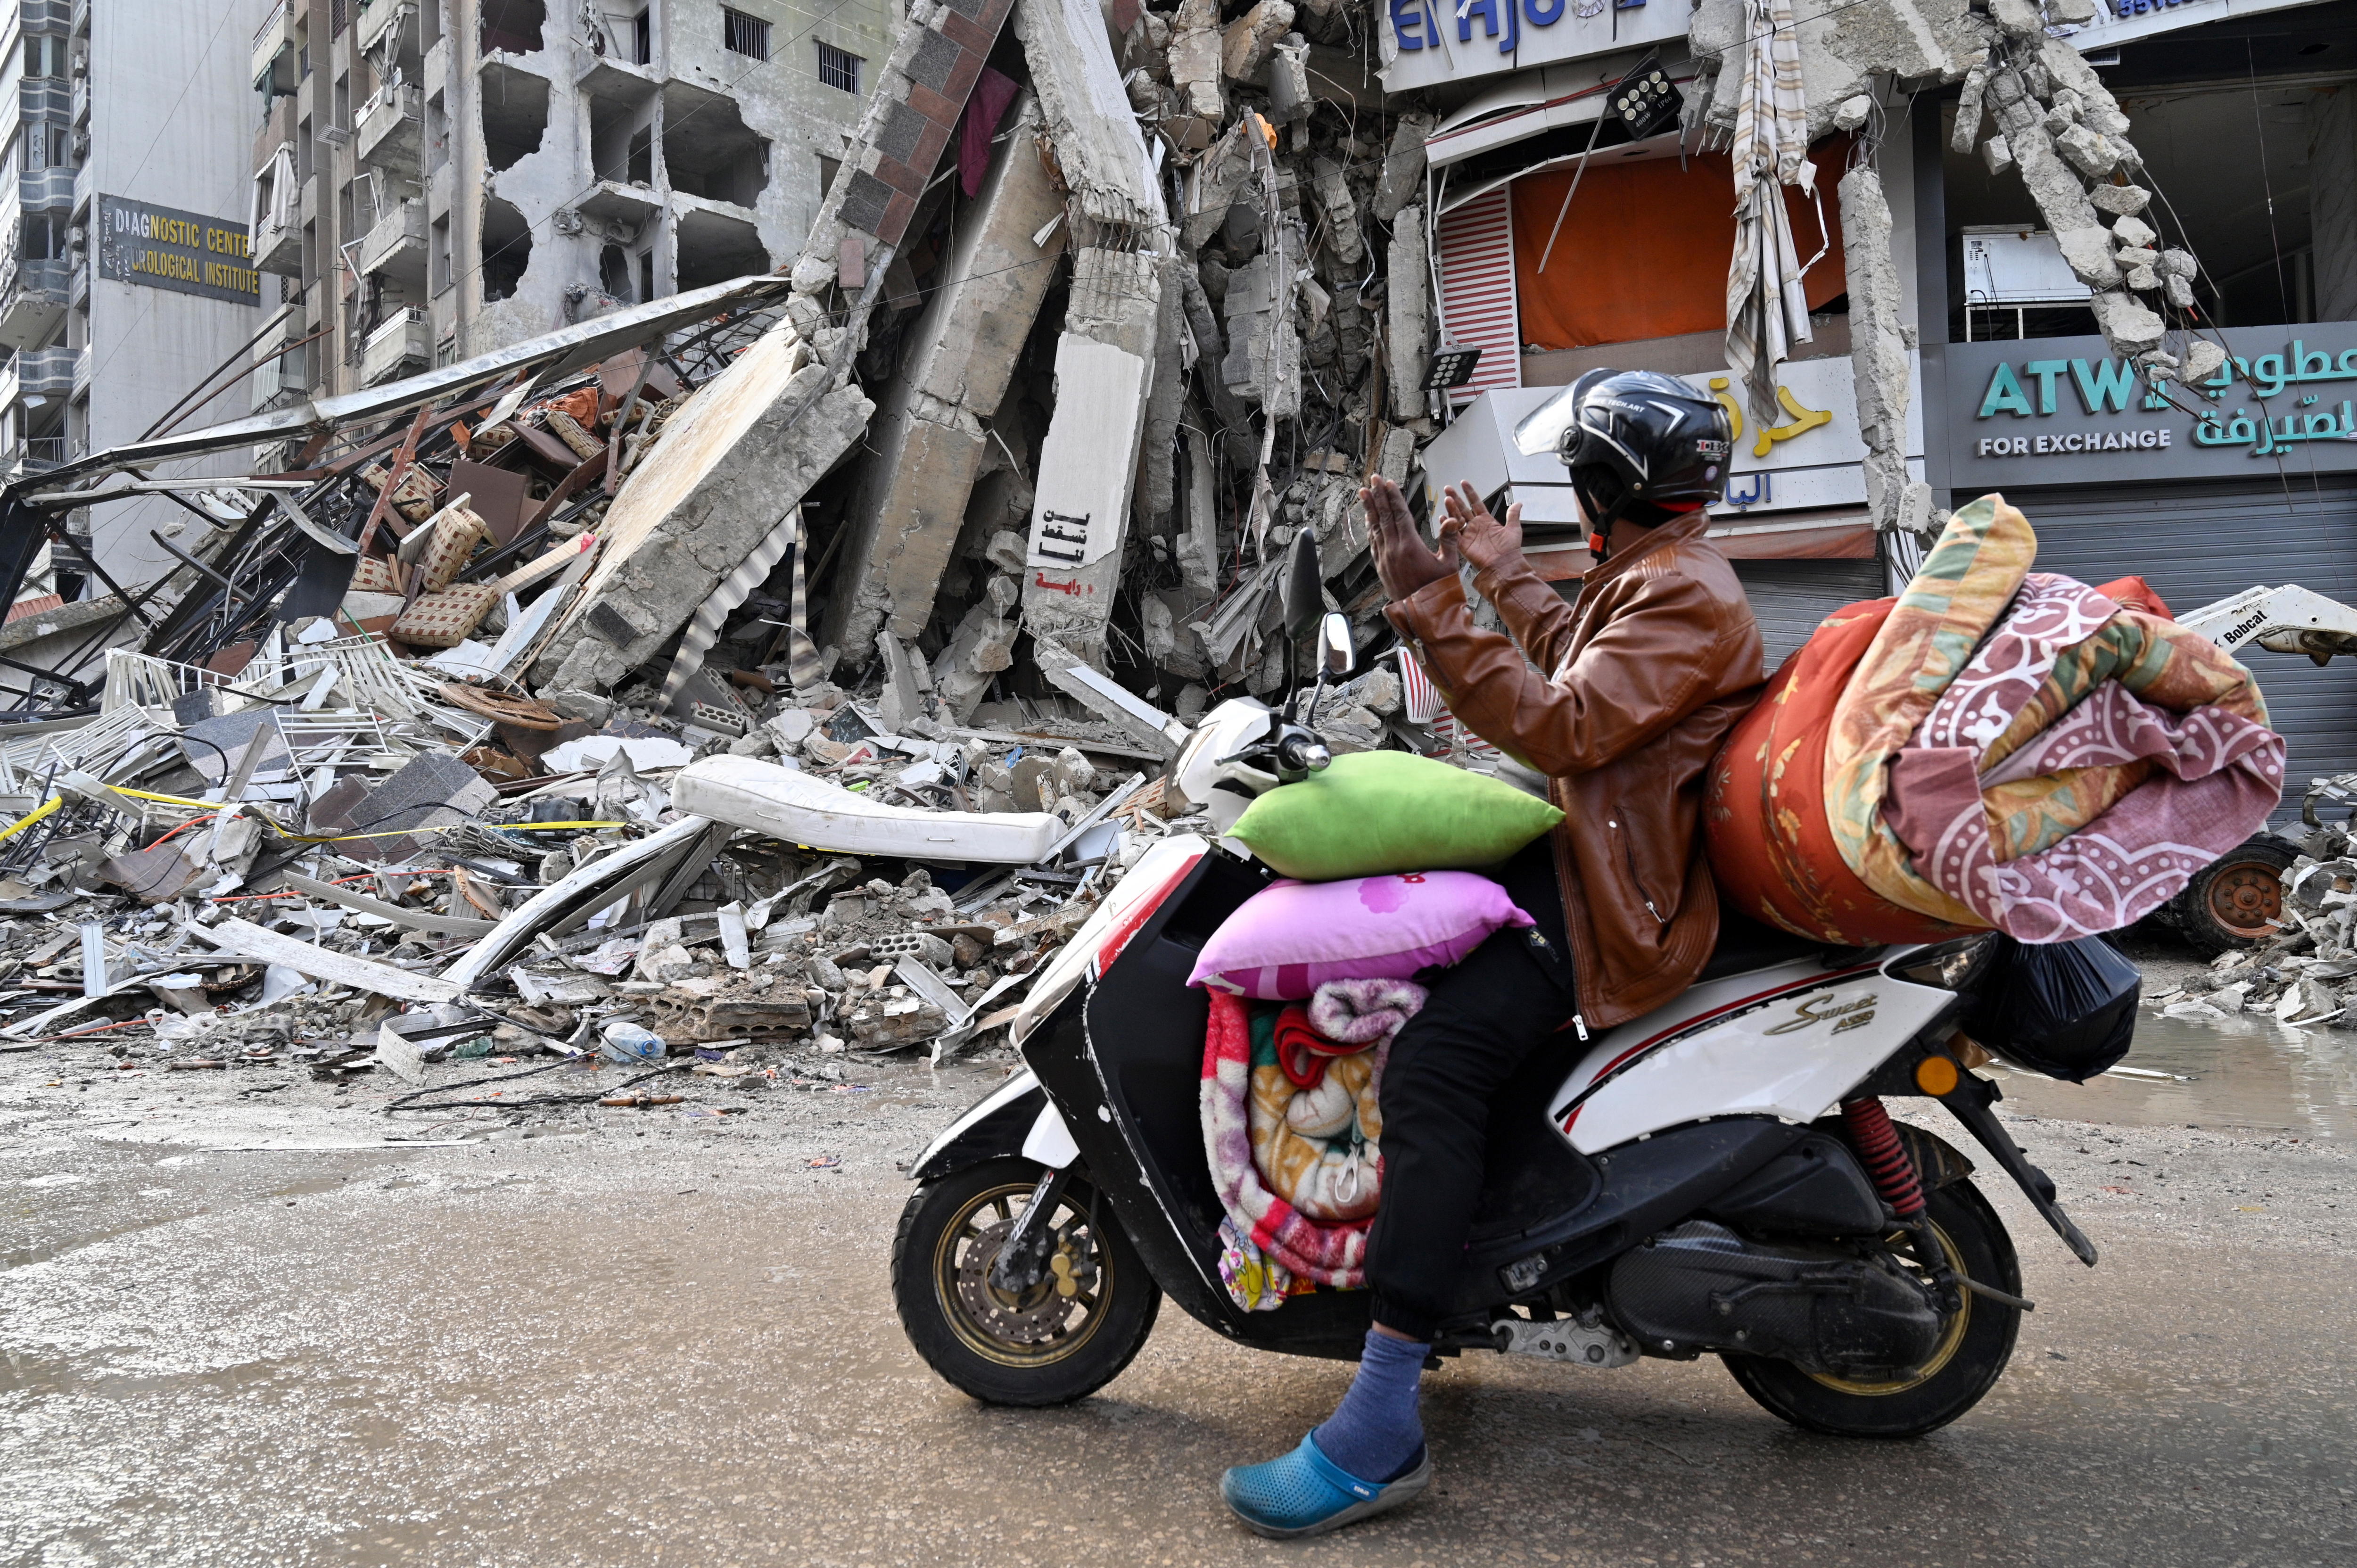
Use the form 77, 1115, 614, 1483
1711, 494, 2284, 944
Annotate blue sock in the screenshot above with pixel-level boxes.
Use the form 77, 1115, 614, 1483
1311, 1328, 1428, 1483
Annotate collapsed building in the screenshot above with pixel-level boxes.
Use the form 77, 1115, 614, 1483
0, 0, 2350, 1092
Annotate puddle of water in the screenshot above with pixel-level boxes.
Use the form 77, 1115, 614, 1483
1994, 1009, 2357, 1138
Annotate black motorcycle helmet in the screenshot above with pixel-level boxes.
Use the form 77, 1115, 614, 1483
1513, 369, 1734, 533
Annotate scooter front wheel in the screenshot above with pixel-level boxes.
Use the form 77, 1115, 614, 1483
892, 1157, 1161, 1406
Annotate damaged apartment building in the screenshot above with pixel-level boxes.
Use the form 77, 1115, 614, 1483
16, 0, 2357, 817
246, 0, 897, 419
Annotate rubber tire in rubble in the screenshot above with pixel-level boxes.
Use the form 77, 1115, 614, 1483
2160, 832, 2299, 957
892, 1156, 1160, 1407
1721, 1179, 2021, 1438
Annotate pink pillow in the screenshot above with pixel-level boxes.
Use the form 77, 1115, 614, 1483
1188, 871, 1534, 999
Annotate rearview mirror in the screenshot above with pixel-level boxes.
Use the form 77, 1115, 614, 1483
1317, 612, 1352, 677
1281, 528, 1323, 641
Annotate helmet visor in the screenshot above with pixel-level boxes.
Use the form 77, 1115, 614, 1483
1512, 383, 1585, 459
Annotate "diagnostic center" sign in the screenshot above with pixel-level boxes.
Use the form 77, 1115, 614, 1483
96, 195, 259, 306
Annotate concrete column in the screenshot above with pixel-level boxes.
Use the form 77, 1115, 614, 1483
822, 95, 1069, 659
1839, 164, 1913, 536
454, 0, 484, 350
1020, 246, 1164, 668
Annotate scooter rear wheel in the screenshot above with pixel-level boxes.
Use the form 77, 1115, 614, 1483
892, 1157, 1162, 1406
1721, 1179, 2021, 1437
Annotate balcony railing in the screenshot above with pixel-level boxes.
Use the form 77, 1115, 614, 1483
357, 198, 427, 282
9, 434, 68, 473
17, 344, 84, 399
358, 0, 409, 57
254, 201, 303, 276
250, 0, 297, 87
19, 166, 75, 212
360, 306, 429, 386
354, 83, 423, 170
20, 80, 69, 120
0, 259, 72, 351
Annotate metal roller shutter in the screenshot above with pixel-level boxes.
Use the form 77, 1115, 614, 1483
2006, 479, 2357, 818
1736, 558, 1887, 674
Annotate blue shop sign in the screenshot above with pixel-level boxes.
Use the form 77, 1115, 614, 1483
1939, 326, 2357, 487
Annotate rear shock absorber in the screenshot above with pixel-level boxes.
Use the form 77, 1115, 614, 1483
1841, 1096, 1925, 1220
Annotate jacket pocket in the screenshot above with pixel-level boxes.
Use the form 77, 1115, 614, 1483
1608, 814, 1669, 928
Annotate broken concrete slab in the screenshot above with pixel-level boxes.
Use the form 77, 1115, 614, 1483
1370, 112, 1433, 223
193, 917, 465, 1005
1014, 0, 1165, 231
2089, 290, 2167, 355
824, 95, 1068, 659
533, 325, 874, 694
1222, 0, 1294, 81
1031, 635, 1190, 756
675, 755, 1064, 863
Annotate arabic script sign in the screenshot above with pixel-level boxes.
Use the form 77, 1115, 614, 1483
1939, 326, 2357, 488
95, 195, 260, 306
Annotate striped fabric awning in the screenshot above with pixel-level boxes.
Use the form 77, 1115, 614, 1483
1725, 0, 1819, 429
1434, 189, 1523, 408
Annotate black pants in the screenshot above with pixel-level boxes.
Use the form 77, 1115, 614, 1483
1366, 838, 1577, 1340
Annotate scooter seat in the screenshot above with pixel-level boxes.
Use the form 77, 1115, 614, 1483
1696, 909, 1832, 982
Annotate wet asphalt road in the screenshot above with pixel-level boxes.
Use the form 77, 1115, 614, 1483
3, 1060, 2354, 1568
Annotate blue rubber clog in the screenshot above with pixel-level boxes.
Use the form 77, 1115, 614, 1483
1220, 1431, 1433, 1540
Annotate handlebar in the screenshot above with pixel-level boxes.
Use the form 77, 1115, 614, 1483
1276, 731, 1332, 776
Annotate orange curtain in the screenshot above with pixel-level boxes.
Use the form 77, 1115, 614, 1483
1509, 142, 1850, 352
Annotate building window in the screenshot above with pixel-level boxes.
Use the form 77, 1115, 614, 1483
331, 0, 348, 34
23, 35, 64, 79
816, 40, 859, 93
724, 8, 771, 60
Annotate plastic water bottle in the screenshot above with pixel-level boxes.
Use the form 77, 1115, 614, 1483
600, 1021, 666, 1065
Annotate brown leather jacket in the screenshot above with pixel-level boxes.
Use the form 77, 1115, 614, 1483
1386, 511, 1764, 1032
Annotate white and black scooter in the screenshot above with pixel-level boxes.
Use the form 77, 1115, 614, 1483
892, 534, 2106, 1439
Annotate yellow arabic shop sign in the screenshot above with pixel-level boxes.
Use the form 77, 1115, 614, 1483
1707, 377, 1833, 457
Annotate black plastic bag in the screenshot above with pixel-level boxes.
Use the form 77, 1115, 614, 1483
1964, 935, 2140, 1082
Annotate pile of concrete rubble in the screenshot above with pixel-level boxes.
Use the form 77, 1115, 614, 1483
0, 0, 2249, 1113
0, 578, 1277, 1086
2151, 817, 2357, 1030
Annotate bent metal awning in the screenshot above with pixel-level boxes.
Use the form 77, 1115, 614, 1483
6, 272, 795, 506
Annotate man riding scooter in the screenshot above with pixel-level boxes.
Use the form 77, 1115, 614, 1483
1221, 369, 1766, 1538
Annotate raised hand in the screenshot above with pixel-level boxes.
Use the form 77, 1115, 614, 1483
1436, 482, 1524, 575
1363, 475, 1457, 602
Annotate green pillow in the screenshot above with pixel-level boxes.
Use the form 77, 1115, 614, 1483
1227, 751, 1563, 880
